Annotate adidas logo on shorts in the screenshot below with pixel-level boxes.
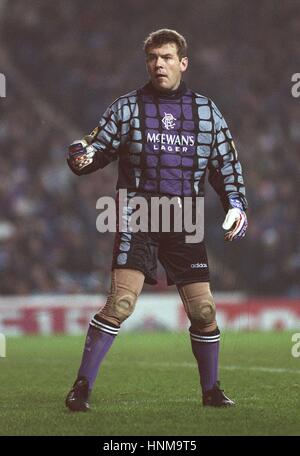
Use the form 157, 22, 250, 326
190, 262, 208, 268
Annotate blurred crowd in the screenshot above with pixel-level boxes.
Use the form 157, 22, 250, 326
0, 0, 299, 296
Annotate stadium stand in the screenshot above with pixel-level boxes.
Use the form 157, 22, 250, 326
0, 0, 299, 296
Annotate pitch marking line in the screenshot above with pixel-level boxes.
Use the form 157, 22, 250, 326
33, 359, 300, 374
108, 361, 300, 375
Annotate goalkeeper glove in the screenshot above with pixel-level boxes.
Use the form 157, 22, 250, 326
67, 139, 97, 175
222, 197, 248, 241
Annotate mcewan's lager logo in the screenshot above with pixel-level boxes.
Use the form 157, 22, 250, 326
147, 132, 195, 152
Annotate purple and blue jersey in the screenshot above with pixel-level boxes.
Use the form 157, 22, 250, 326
82, 81, 247, 210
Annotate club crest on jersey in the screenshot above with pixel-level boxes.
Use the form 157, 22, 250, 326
162, 113, 176, 130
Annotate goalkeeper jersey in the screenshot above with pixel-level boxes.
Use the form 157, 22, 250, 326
85, 81, 247, 210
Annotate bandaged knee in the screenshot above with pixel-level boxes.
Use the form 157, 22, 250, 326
97, 269, 144, 327
178, 282, 216, 332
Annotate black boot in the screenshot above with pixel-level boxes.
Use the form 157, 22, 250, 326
203, 382, 235, 407
65, 377, 91, 412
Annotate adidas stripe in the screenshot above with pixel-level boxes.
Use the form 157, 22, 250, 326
90, 317, 119, 336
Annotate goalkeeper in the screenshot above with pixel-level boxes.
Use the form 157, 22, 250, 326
65, 29, 248, 412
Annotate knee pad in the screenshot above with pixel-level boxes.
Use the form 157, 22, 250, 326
98, 269, 144, 326
178, 282, 216, 331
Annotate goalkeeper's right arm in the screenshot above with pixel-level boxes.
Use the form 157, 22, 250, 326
67, 103, 121, 176
67, 138, 100, 175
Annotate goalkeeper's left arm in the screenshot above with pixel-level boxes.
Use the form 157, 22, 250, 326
208, 101, 248, 241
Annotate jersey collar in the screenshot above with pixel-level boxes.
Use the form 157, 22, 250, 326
143, 80, 187, 99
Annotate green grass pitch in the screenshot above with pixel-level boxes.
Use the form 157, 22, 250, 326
1, 331, 299, 436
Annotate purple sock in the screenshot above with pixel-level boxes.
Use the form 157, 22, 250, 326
190, 327, 220, 394
77, 315, 119, 389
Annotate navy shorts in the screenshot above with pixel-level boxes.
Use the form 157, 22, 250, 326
111, 191, 210, 286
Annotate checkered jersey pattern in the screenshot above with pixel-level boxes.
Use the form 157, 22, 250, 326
86, 82, 246, 208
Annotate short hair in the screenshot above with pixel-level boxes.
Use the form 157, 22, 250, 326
143, 29, 188, 60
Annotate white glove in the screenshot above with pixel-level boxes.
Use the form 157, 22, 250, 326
222, 202, 248, 241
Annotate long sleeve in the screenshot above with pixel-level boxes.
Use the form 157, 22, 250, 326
68, 103, 121, 176
89, 104, 121, 169
208, 101, 248, 212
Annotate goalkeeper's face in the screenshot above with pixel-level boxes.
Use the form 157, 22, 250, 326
146, 42, 188, 92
